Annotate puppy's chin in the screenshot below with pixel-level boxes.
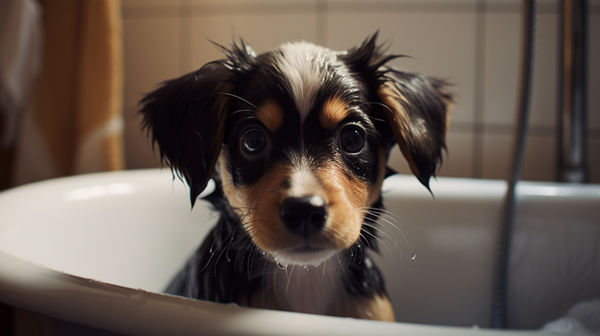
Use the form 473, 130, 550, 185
269, 247, 337, 267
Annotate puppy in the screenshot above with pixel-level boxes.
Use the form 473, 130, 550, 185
140, 33, 451, 321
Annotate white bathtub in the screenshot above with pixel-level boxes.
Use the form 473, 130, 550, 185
0, 169, 598, 335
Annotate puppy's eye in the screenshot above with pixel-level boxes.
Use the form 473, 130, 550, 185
339, 127, 365, 153
242, 129, 267, 153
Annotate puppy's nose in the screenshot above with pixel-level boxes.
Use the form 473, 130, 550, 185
280, 196, 327, 237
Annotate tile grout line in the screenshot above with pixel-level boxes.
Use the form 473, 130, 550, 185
316, 0, 328, 47
179, 0, 193, 75
121, 1, 600, 20
472, 0, 488, 179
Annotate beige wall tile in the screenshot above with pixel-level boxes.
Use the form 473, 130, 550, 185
484, 11, 560, 129
122, 1, 179, 19
191, 0, 316, 5
482, 132, 512, 180
589, 14, 600, 130
386, 130, 473, 179
530, 12, 559, 128
438, 131, 474, 178
483, 12, 520, 126
123, 17, 180, 110
482, 132, 555, 182
123, 17, 180, 169
122, 0, 178, 7
522, 134, 555, 181
124, 108, 161, 170
119, 1, 599, 180
588, 138, 600, 184
327, 12, 477, 125
189, 13, 318, 73
388, 145, 413, 176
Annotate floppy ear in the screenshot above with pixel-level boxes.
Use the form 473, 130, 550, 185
139, 62, 234, 206
377, 68, 452, 189
341, 33, 452, 190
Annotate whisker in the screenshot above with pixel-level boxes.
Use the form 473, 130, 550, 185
216, 92, 259, 110
196, 212, 222, 228
361, 220, 400, 250
361, 228, 398, 267
376, 216, 411, 251
361, 207, 406, 231
358, 232, 372, 250
361, 207, 411, 249
273, 262, 279, 300
286, 264, 296, 292
359, 102, 394, 123
213, 235, 236, 278
334, 253, 347, 280
197, 224, 231, 274
229, 109, 254, 117
374, 207, 419, 229
262, 257, 270, 303
319, 258, 328, 283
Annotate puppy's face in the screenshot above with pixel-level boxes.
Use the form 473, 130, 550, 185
140, 35, 451, 267
218, 44, 387, 265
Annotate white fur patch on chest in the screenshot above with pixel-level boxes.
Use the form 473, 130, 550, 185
265, 258, 343, 315
276, 42, 339, 124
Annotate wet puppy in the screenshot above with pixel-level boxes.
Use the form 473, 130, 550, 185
140, 33, 451, 321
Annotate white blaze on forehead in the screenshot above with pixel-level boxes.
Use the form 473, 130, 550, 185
277, 42, 339, 123
288, 157, 323, 198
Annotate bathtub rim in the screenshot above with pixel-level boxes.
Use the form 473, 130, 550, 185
3, 248, 555, 336
0, 169, 590, 335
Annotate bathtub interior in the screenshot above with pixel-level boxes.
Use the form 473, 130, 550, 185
0, 169, 599, 333
378, 176, 600, 329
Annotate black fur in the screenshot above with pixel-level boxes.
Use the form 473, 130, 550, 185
164, 175, 388, 302
140, 32, 451, 315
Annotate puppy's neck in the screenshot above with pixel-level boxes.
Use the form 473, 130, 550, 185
252, 258, 344, 316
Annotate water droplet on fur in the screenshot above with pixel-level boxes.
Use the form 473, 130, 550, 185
303, 265, 309, 271
209, 248, 213, 253
262, 251, 266, 255
277, 262, 286, 270
411, 253, 416, 261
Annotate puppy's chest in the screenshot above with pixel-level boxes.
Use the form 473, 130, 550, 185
252, 262, 345, 316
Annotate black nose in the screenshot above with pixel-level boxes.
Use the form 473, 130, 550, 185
279, 196, 328, 237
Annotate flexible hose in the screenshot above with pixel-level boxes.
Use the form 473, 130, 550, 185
491, 0, 537, 329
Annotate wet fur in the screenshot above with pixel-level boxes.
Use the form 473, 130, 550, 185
140, 33, 451, 321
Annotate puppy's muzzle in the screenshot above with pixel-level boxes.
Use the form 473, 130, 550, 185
279, 196, 328, 238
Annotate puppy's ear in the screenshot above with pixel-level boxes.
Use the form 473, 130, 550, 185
342, 33, 452, 190
139, 62, 233, 206
377, 69, 452, 190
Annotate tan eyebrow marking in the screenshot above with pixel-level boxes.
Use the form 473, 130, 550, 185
320, 97, 350, 130
256, 100, 284, 132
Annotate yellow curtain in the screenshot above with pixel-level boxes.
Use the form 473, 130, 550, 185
13, 0, 123, 185
5, 0, 125, 331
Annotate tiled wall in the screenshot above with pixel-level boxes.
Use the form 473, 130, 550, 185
122, 0, 600, 183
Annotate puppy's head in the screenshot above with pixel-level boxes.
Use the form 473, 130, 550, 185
140, 34, 452, 266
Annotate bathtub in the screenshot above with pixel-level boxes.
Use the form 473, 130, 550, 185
0, 169, 598, 335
